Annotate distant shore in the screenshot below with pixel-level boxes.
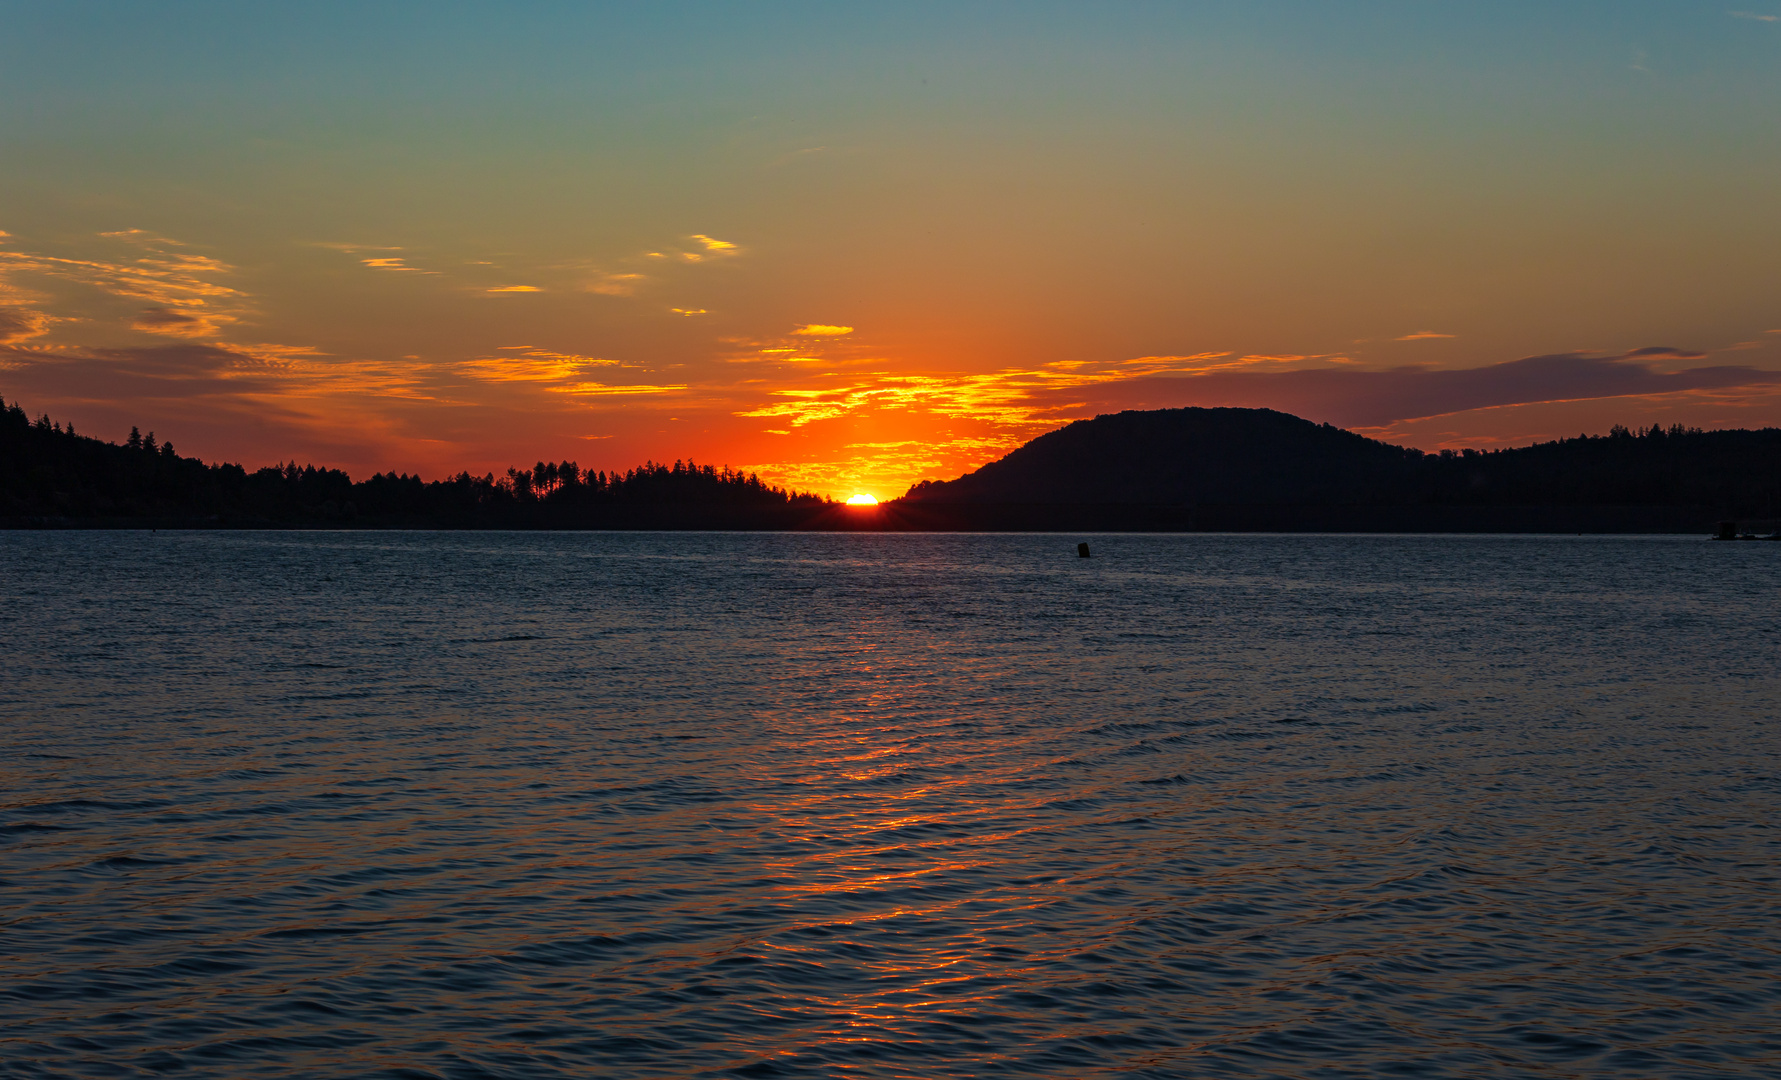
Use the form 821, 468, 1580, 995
2, 502, 1760, 534
8, 398, 1778, 535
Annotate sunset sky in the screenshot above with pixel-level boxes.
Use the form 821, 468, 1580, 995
3, 2, 1779, 498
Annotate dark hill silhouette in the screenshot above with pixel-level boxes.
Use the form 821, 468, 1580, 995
899, 406, 1781, 532
904, 408, 1422, 504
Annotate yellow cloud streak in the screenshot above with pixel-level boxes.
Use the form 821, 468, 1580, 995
550, 382, 688, 396
0, 249, 241, 308
737, 357, 1194, 429
459, 349, 617, 383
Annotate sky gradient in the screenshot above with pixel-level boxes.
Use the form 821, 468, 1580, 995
3, 1, 1779, 497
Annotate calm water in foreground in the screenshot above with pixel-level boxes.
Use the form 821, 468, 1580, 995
2, 532, 1778, 1079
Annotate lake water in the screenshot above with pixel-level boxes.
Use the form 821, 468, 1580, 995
2, 531, 1778, 1079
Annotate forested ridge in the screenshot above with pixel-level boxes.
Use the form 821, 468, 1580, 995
6, 398, 1781, 530
0, 397, 827, 526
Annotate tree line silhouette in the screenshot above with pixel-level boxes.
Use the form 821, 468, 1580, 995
0, 397, 827, 526
5, 397, 1780, 530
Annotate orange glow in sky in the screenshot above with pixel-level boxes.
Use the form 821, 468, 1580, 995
2, 7, 1780, 497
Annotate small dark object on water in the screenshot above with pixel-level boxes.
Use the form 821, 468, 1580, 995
1078, 542, 1091, 558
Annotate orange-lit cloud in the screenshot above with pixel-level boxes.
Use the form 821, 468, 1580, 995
0, 246, 241, 309
0, 234, 252, 359
459, 349, 616, 383
551, 381, 688, 396
673, 234, 742, 264
792, 323, 854, 336
98, 229, 184, 246
1397, 331, 1456, 340
0, 306, 53, 344
588, 272, 647, 296
486, 285, 541, 293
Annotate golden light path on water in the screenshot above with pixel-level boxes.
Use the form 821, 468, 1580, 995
1, 532, 1778, 1078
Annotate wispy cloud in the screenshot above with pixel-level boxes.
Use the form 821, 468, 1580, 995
486, 285, 540, 293
1397, 331, 1456, 341
675, 234, 742, 263
0, 231, 252, 352
99, 229, 184, 246
671, 307, 708, 316
309, 242, 403, 253
0, 340, 434, 400
588, 272, 647, 296
739, 367, 1090, 430
132, 306, 234, 338
1731, 11, 1779, 22
0, 248, 241, 308
733, 352, 1321, 432
550, 382, 688, 396
1625, 346, 1707, 359
0, 306, 52, 344
1019, 348, 1771, 428
690, 234, 737, 253
792, 323, 854, 337
1113, 352, 1306, 375
459, 349, 616, 383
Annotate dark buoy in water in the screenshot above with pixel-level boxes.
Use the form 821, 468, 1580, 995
1077, 542, 1091, 558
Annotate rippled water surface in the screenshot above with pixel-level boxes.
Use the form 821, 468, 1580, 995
3, 531, 1779, 1078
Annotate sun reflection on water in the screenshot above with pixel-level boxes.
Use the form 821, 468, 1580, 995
5, 533, 1778, 1077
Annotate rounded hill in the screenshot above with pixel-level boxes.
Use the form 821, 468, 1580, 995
902, 407, 1424, 505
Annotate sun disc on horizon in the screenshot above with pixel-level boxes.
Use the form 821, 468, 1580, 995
845, 493, 878, 506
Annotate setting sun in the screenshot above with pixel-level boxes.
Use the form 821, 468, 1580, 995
844, 493, 879, 506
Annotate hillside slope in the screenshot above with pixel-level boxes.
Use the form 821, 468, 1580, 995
902, 406, 1781, 514
905, 408, 1423, 504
